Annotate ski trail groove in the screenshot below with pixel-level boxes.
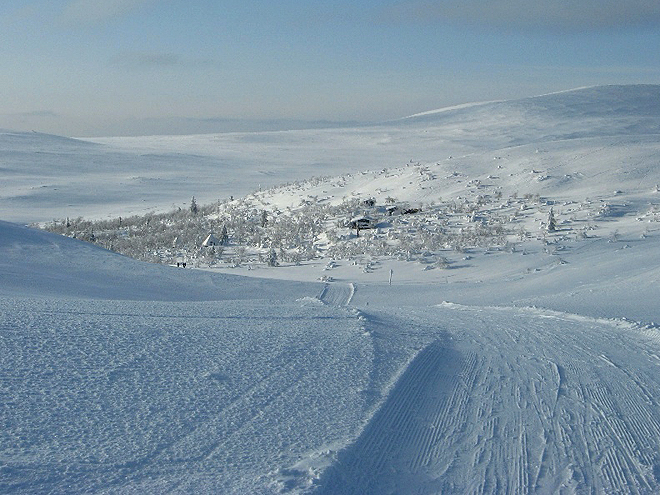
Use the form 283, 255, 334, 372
314, 305, 660, 494
315, 337, 460, 494
319, 283, 354, 307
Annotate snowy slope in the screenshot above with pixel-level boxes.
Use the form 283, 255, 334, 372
0, 220, 316, 302
5, 222, 660, 495
0, 222, 374, 494
4, 85, 659, 224
317, 304, 660, 494
4, 228, 660, 494
3, 85, 660, 494
1, 296, 373, 494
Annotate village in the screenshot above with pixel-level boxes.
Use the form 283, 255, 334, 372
39, 160, 622, 278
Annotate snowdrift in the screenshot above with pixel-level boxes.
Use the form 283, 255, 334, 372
0, 220, 316, 301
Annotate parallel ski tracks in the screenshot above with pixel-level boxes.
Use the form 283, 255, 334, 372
318, 283, 355, 307
315, 305, 660, 494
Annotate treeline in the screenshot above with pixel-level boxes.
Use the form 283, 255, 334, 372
40, 189, 540, 268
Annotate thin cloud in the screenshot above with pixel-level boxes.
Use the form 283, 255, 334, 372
60, 0, 155, 25
382, 0, 660, 32
110, 52, 212, 70
9, 110, 59, 119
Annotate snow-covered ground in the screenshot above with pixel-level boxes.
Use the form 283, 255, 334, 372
3, 85, 660, 493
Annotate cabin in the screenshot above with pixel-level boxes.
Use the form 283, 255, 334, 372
201, 233, 220, 247
349, 216, 375, 230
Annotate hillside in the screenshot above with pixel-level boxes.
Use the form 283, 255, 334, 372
3, 85, 660, 493
0, 220, 316, 302
4, 220, 660, 494
36, 86, 660, 322
4, 84, 660, 224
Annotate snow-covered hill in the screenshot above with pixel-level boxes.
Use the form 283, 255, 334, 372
3, 85, 660, 493
0, 220, 317, 302
4, 84, 660, 224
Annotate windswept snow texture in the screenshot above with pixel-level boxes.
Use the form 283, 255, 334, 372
0, 298, 372, 494
4, 227, 660, 495
4, 85, 660, 493
0, 222, 373, 494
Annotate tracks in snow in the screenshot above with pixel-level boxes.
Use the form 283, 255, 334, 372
0, 298, 374, 495
319, 283, 355, 307
315, 337, 459, 494
314, 305, 660, 494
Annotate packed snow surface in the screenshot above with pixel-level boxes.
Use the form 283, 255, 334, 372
3, 85, 660, 493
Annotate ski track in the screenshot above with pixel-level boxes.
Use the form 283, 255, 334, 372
319, 283, 355, 307
5, 295, 660, 493
313, 305, 660, 495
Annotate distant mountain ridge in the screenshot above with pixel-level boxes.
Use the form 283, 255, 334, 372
403, 84, 660, 122
3, 84, 660, 224
394, 84, 660, 148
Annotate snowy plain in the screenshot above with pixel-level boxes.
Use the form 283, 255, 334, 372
3, 85, 660, 493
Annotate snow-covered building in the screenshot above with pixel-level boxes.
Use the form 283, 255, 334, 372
349, 216, 375, 230
201, 233, 220, 247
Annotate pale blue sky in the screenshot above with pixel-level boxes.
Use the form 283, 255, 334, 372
2, 0, 659, 136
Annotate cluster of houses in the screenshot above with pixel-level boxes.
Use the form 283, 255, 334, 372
348, 198, 421, 235
195, 197, 423, 255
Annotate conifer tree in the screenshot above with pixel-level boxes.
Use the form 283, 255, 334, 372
547, 208, 557, 232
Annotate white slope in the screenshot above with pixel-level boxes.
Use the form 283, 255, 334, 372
0, 222, 374, 494
316, 304, 660, 494
0, 220, 315, 302
1, 296, 373, 494
4, 224, 660, 494
3, 85, 660, 494
4, 240, 660, 495
4, 84, 658, 224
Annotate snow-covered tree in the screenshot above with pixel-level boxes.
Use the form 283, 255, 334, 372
267, 248, 279, 267
219, 225, 229, 245
547, 208, 557, 232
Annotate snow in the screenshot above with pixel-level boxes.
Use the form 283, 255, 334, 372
1, 296, 373, 493
318, 304, 660, 494
402, 99, 502, 119
3, 85, 660, 493
0, 221, 316, 302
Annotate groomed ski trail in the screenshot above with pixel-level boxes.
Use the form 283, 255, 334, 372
319, 283, 355, 307
314, 304, 660, 494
